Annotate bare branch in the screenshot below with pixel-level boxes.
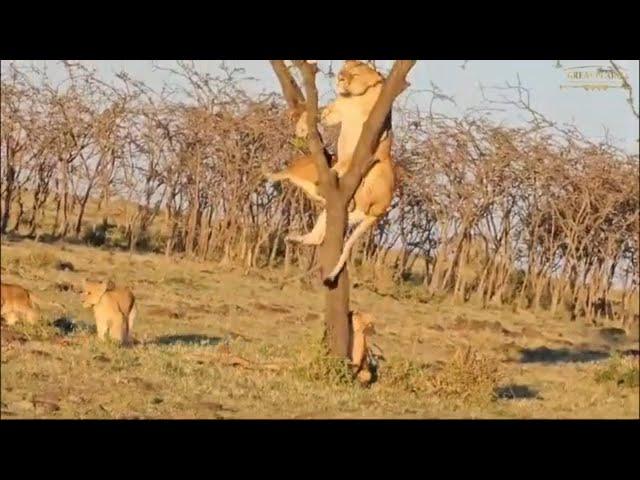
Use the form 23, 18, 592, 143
609, 60, 639, 120
294, 61, 333, 188
270, 61, 307, 121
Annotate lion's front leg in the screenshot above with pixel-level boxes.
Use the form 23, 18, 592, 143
320, 100, 342, 127
95, 312, 108, 341
331, 160, 350, 178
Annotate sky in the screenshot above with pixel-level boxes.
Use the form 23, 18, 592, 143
4, 59, 639, 154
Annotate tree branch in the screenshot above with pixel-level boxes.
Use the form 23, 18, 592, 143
609, 60, 639, 120
269, 60, 307, 121
295, 61, 333, 189
341, 60, 416, 199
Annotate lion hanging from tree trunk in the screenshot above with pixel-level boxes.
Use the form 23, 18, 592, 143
266, 60, 416, 374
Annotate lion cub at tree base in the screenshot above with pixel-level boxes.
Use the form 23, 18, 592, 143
81, 279, 136, 345
1, 283, 41, 325
349, 311, 377, 386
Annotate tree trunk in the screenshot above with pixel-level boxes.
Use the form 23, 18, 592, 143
1, 161, 15, 234
57, 159, 70, 238
13, 188, 25, 233
75, 185, 94, 237
319, 189, 350, 357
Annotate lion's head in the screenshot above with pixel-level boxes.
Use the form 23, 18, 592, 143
336, 61, 384, 97
81, 279, 115, 309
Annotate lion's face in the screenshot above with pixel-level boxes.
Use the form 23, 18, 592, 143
336, 61, 383, 97
81, 280, 113, 308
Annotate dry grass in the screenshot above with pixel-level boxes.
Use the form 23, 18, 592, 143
595, 354, 639, 389
1, 238, 638, 419
3, 250, 59, 271
428, 347, 504, 406
291, 334, 354, 386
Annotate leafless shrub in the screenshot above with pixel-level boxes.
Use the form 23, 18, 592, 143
1, 61, 637, 325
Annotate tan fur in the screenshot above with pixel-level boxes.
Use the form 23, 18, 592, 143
265, 61, 395, 282
262, 155, 328, 204
349, 311, 377, 383
1, 283, 42, 325
294, 60, 388, 176
81, 279, 136, 345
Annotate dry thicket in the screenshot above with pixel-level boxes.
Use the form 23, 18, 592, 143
1, 61, 638, 325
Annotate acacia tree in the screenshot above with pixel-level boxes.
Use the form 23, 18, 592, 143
270, 60, 416, 358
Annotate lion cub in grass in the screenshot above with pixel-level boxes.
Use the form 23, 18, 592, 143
349, 311, 378, 385
81, 279, 136, 345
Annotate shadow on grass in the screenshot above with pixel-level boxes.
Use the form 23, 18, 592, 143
619, 348, 639, 358
519, 346, 610, 364
495, 384, 542, 400
1, 231, 71, 245
598, 327, 629, 343
153, 334, 222, 346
